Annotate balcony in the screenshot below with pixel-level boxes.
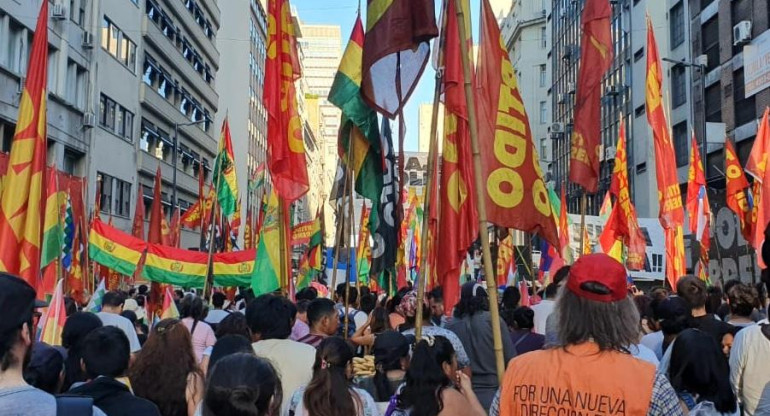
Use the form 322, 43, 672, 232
165, 0, 220, 65
139, 83, 217, 152
138, 150, 200, 200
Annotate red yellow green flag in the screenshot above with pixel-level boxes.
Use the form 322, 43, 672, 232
213, 249, 256, 287
39, 278, 66, 346
646, 16, 684, 287
0, 0, 49, 289
213, 118, 239, 218
161, 287, 180, 320
252, 188, 281, 295
558, 186, 571, 262
143, 244, 208, 288
265, 0, 308, 202
89, 220, 147, 277
41, 168, 65, 268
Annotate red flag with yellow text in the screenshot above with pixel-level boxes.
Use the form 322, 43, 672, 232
569, 0, 613, 193
558, 186, 570, 262
0, 0, 49, 290
264, 0, 308, 202
646, 17, 684, 287
725, 139, 753, 242
475, 0, 559, 250
747, 108, 770, 267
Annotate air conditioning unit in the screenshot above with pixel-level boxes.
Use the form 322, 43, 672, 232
83, 112, 96, 128
551, 122, 565, 133
733, 21, 752, 46
567, 82, 576, 94
82, 32, 94, 49
557, 93, 566, 104
52, 3, 67, 20
605, 146, 617, 161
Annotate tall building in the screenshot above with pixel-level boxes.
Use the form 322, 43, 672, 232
215, 0, 269, 228
502, 0, 552, 174
417, 102, 444, 154
0, 0, 222, 249
548, 0, 672, 218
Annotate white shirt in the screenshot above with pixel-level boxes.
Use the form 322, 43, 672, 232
730, 324, 770, 415
640, 331, 664, 360
530, 299, 555, 335
629, 343, 660, 367
252, 339, 316, 414
205, 309, 230, 325
97, 312, 141, 353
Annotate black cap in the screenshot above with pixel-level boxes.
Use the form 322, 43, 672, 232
0, 273, 40, 334
373, 330, 412, 364
655, 296, 689, 322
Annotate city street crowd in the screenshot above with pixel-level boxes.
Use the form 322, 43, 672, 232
2, 251, 770, 416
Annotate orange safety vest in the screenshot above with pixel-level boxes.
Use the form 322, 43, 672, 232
499, 342, 655, 416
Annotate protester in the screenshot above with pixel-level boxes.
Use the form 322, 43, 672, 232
62, 311, 105, 391
355, 331, 411, 405
298, 298, 340, 348
246, 294, 315, 413
180, 295, 217, 363
201, 312, 252, 373
201, 353, 282, 416
0, 273, 105, 415
400, 292, 471, 372
500, 286, 521, 313
291, 299, 311, 341
729, 317, 770, 415
24, 342, 65, 394
427, 287, 446, 327
360, 293, 378, 316
503, 307, 544, 355
446, 282, 515, 410
678, 276, 734, 346
206, 335, 254, 373
97, 291, 142, 353
123, 298, 146, 323
335, 284, 368, 335
490, 254, 684, 416
668, 329, 738, 416
70, 326, 161, 416
285, 336, 379, 416
129, 318, 204, 416
120, 310, 147, 346
390, 336, 486, 416
706, 286, 724, 316
530, 266, 569, 335
205, 292, 230, 327
640, 297, 667, 360
717, 280, 741, 321
726, 283, 758, 328
350, 306, 392, 349
387, 288, 410, 329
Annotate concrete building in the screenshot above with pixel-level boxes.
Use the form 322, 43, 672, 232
0, 0, 222, 250
502, 0, 552, 174
548, 0, 672, 219
417, 102, 443, 154
215, 0, 268, 229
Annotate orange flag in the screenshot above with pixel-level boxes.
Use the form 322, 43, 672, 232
747, 108, 770, 267
264, 0, 308, 202
687, 131, 708, 234
559, 186, 570, 261
725, 139, 753, 242
131, 184, 145, 239
0, 1, 49, 290
67, 226, 85, 303
475, 0, 559, 250
569, 0, 613, 193
169, 207, 181, 248
437, 0, 478, 315
646, 17, 684, 287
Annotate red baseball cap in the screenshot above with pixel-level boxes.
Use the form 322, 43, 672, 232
566, 253, 628, 303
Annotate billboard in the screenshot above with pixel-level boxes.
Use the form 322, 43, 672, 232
745, 29, 770, 98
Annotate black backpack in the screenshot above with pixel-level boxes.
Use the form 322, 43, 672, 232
337, 308, 360, 339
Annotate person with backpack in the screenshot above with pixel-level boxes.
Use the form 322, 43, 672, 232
297, 298, 340, 348
69, 327, 160, 416
0, 273, 106, 416
335, 284, 367, 338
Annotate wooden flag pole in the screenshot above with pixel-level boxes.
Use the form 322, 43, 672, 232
202, 160, 223, 300
343, 169, 355, 339
330, 163, 351, 297
453, 0, 505, 383
415, 52, 445, 340
579, 192, 587, 255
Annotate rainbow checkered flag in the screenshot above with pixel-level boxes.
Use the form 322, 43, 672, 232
87, 278, 106, 313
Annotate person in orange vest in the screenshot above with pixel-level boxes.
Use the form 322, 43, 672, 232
489, 253, 686, 416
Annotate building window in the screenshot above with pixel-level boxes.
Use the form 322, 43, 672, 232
705, 83, 721, 122
673, 121, 688, 167
101, 17, 136, 71
669, 2, 684, 49
702, 17, 719, 72
98, 172, 132, 217
62, 149, 82, 175
732, 0, 752, 54
634, 104, 646, 118
733, 69, 756, 127
633, 47, 644, 62
539, 101, 547, 124
671, 65, 686, 108
539, 64, 546, 87
99, 94, 134, 141
540, 138, 547, 160
540, 27, 547, 49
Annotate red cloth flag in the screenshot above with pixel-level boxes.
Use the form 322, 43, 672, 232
725, 139, 753, 242
747, 108, 770, 267
559, 186, 570, 261
437, 0, 478, 316
646, 17, 684, 287
0, 0, 49, 290
169, 207, 181, 248
264, 0, 308, 202
132, 184, 145, 239
475, 0, 560, 250
569, 0, 613, 193
147, 167, 169, 319
687, 131, 711, 259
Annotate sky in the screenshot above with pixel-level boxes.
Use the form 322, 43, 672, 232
292, 0, 484, 152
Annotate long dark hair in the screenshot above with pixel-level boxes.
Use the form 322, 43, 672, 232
454, 283, 489, 319
372, 331, 410, 401
180, 295, 205, 333
61, 312, 103, 390
129, 318, 203, 416
303, 337, 360, 416
397, 336, 455, 416
202, 353, 282, 416
369, 307, 391, 335
668, 329, 737, 414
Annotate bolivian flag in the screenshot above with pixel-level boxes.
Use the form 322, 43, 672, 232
213, 249, 256, 287
252, 189, 281, 295
143, 244, 208, 288
89, 220, 147, 277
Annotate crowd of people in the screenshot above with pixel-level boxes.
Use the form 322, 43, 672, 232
2, 250, 770, 415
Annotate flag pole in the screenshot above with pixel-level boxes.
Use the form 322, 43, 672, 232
343, 169, 354, 339
579, 192, 587, 255
453, 0, 505, 382
330, 151, 353, 297
415, 27, 446, 340
277, 197, 288, 293
203, 156, 223, 301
